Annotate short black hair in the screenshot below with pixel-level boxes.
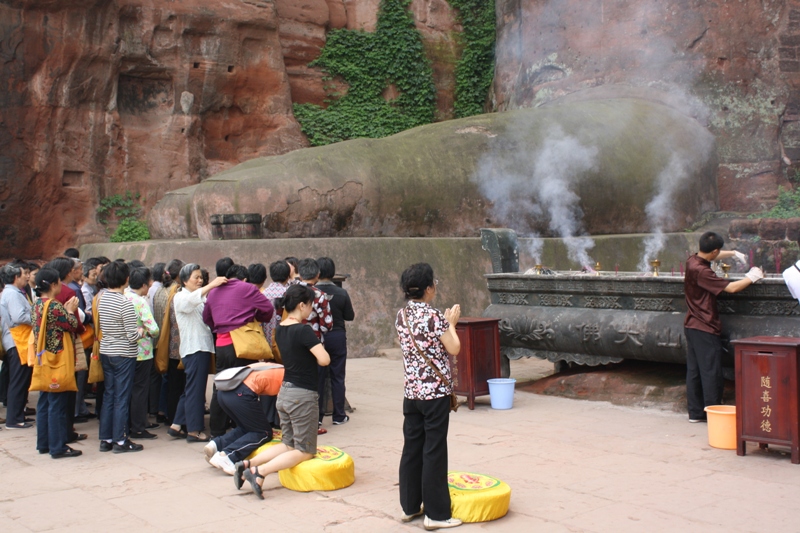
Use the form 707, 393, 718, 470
225, 264, 249, 281
82, 257, 103, 277
284, 256, 299, 272
216, 257, 234, 277
699, 232, 725, 254
269, 261, 290, 283
152, 262, 166, 283
102, 260, 130, 289
165, 259, 184, 287
34, 268, 61, 297
317, 257, 335, 280
0, 264, 22, 285
64, 248, 80, 259
247, 263, 267, 286
129, 267, 152, 290
400, 263, 434, 300
97, 256, 111, 264
128, 260, 146, 269
44, 257, 74, 281
298, 258, 319, 281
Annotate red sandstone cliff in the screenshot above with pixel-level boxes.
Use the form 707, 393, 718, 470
0, 0, 460, 258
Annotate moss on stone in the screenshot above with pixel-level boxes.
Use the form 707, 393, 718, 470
151, 99, 717, 240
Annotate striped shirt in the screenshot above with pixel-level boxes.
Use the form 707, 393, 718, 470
97, 291, 140, 358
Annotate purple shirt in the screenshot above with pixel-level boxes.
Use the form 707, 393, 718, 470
202, 279, 274, 334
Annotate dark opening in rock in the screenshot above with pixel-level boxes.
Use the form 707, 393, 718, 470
62, 170, 84, 188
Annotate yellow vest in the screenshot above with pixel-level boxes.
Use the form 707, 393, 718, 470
9, 324, 33, 365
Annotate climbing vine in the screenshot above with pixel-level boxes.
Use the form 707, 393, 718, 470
449, 0, 496, 118
293, 0, 437, 146
97, 191, 151, 242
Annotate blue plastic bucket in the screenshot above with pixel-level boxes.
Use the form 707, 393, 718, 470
487, 378, 517, 409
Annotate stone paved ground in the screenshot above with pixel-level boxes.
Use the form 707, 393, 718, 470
1, 357, 800, 532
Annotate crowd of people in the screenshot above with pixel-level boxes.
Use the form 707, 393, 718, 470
0, 251, 467, 529
0, 252, 355, 458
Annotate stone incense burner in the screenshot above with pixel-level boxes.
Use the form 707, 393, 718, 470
480, 229, 799, 376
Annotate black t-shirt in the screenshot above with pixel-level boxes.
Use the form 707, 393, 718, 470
275, 322, 321, 391
316, 282, 355, 331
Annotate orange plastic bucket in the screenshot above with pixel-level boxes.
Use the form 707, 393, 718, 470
704, 405, 737, 450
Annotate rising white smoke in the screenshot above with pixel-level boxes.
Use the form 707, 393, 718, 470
476, 126, 597, 267
533, 131, 598, 266
637, 155, 689, 272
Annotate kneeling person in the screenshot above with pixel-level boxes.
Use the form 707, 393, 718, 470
207, 363, 283, 474
234, 284, 330, 498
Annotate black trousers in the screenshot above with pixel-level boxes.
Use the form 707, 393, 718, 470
209, 343, 248, 437
166, 358, 186, 425
399, 396, 451, 521
685, 327, 724, 419
0, 356, 9, 405
5, 348, 32, 426
216, 383, 273, 462
148, 363, 162, 415
130, 358, 153, 433
318, 330, 347, 423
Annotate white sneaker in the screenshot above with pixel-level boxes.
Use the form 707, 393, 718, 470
423, 516, 462, 530
204, 441, 217, 464
400, 508, 424, 522
210, 452, 236, 475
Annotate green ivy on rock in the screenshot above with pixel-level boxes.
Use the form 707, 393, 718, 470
97, 191, 150, 242
450, 0, 496, 118
293, 0, 437, 146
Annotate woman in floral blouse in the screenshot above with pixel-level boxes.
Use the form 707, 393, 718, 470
394, 263, 462, 530
32, 268, 81, 458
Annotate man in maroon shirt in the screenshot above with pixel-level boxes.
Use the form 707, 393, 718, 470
684, 232, 764, 422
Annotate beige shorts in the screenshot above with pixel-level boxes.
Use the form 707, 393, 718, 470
276, 383, 319, 455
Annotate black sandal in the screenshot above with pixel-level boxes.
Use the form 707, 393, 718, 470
167, 427, 187, 439
234, 460, 250, 490
243, 467, 264, 499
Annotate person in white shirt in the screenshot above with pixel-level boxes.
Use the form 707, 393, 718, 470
167, 264, 226, 442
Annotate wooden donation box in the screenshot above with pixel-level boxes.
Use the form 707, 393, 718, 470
451, 318, 501, 410
732, 337, 800, 464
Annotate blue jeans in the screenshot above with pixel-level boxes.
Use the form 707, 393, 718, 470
99, 355, 137, 443
173, 351, 210, 433
36, 391, 69, 455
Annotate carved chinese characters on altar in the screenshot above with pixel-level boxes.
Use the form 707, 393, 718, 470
760, 375, 772, 433
574, 323, 601, 343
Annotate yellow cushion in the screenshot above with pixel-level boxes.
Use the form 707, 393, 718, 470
279, 445, 355, 492
245, 430, 283, 460
448, 471, 511, 523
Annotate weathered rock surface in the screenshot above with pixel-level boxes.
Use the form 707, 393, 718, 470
493, 0, 798, 214
0, 0, 307, 258
0, 0, 461, 258
148, 98, 718, 240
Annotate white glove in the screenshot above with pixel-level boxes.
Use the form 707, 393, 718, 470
733, 251, 747, 264
745, 267, 764, 283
